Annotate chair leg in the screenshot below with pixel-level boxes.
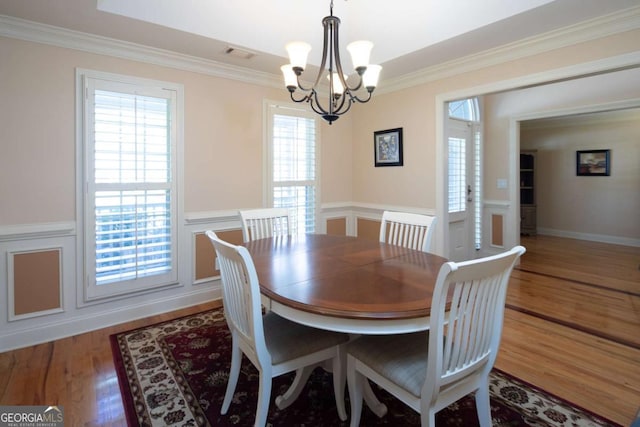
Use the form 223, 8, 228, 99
221, 342, 242, 414
332, 345, 348, 421
274, 365, 318, 410
347, 355, 364, 427
475, 381, 492, 427
255, 371, 272, 427
363, 379, 388, 418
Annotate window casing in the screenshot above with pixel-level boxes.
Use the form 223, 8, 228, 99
266, 103, 319, 234
78, 70, 183, 300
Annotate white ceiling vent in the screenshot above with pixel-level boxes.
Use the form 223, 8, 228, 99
224, 46, 256, 60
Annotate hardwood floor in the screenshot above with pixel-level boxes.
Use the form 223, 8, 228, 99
0, 235, 638, 426
497, 235, 640, 426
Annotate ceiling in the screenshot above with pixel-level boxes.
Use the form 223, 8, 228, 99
0, 0, 639, 83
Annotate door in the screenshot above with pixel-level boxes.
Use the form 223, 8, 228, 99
447, 119, 475, 261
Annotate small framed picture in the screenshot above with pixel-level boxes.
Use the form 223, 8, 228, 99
576, 149, 610, 176
374, 128, 403, 167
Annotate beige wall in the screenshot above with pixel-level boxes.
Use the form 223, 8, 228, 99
0, 37, 354, 225
2, 31, 639, 225
350, 30, 640, 210
520, 113, 640, 240
483, 67, 640, 201
1, 23, 639, 350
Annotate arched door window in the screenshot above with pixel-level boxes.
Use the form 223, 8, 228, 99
448, 98, 480, 121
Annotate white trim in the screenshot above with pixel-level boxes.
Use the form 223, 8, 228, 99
483, 200, 511, 208
1, 6, 638, 93
379, 6, 640, 94
512, 98, 640, 122
436, 51, 640, 262
75, 68, 186, 303
0, 286, 220, 353
349, 202, 436, 217
264, 101, 321, 233
0, 222, 75, 241
7, 246, 65, 321
537, 228, 640, 248
184, 209, 240, 225
482, 202, 510, 256
510, 96, 640, 246
0, 15, 282, 89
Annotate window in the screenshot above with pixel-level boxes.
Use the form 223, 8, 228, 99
78, 70, 183, 300
448, 98, 479, 121
473, 127, 482, 250
266, 103, 319, 234
447, 137, 467, 214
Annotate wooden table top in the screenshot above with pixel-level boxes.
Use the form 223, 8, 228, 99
244, 234, 449, 327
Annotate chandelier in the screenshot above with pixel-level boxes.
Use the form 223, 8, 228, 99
280, 0, 381, 125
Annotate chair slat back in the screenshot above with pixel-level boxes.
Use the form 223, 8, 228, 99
379, 211, 437, 252
206, 231, 268, 362
426, 246, 525, 392
239, 208, 292, 242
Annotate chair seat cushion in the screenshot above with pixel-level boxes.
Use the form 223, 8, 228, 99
263, 313, 349, 365
347, 332, 429, 397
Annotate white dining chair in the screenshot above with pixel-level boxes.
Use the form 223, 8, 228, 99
346, 245, 526, 427
239, 207, 292, 243
206, 231, 348, 426
379, 210, 437, 252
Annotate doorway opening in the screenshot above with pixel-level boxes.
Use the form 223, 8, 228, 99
446, 98, 482, 261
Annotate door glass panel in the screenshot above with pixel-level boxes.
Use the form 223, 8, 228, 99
448, 137, 466, 214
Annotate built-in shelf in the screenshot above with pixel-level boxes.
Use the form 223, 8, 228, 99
520, 151, 536, 235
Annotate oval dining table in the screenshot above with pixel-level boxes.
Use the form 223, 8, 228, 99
244, 233, 449, 333
243, 233, 450, 418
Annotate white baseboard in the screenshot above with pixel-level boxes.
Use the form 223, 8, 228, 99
0, 287, 222, 353
537, 227, 640, 247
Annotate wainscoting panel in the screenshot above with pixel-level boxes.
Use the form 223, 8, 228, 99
483, 200, 510, 254
491, 214, 504, 248
326, 217, 347, 236
9, 247, 63, 321
193, 229, 242, 283
356, 218, 381, 242
0, 220, 221, 352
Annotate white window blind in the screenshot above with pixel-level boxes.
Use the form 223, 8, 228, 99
268, 107, 318, 234
448, 137, 466, 214
82, 73, 179, 299
473, 129, 482, 250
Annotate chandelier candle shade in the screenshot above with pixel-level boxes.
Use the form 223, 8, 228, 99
281, 0, 381, 124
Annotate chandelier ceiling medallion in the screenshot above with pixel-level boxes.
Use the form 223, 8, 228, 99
280, 0, 381, 125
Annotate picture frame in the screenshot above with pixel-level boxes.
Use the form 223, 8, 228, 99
576, 149, 610, 176
374, 127, 403, 167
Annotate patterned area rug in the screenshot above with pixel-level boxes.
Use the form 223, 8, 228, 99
110, 308, 621, 427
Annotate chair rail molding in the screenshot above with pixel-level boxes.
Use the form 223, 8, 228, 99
0, 221, 76, 241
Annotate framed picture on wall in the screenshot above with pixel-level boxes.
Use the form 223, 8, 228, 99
374, 128, 403, 167
576, 149, 610, 176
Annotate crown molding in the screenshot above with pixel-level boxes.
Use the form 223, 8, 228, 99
520, 107, 640, 130
0, 14, 283, 89
1, 6, 639, 93
378, 5, 640, 94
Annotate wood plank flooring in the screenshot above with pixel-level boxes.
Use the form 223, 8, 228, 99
0, 235, 638, 426
496, 235, 640, 425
